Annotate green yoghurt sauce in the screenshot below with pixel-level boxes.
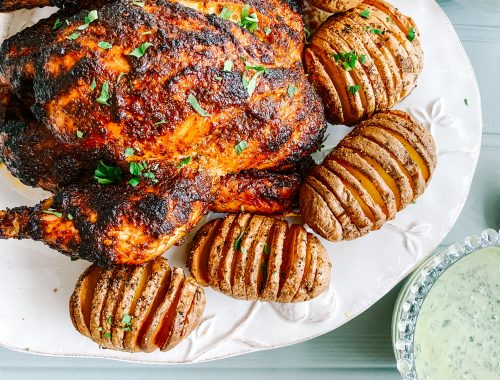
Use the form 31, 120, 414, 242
414, 246, 500, 380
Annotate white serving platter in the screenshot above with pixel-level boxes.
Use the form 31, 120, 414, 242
0, 0, 482, 364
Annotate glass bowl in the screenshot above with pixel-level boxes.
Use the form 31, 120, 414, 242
391, 228, 500, 380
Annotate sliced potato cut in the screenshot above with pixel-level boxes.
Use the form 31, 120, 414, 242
69, 257, 205, 353
188, 214, 332, 303
188, 219, 222, 286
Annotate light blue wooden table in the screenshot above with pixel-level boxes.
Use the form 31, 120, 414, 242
1, 1, 498, 378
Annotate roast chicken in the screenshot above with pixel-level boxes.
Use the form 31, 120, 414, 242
0, 0, 326, 266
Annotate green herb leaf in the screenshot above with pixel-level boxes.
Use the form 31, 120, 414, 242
116, 72, 127, 84
89, 78, 97, 91
287, 84, 297, 98
121, 314, 132, 325
104, 332, 112, 339
370, 28, 384, 35
223, 59, 233, 72
129, 161, 146, 177
94, 161, 123, 185
188, 94, 209, 116
245, 64, 267, 73
97, 326, 103, 331
263, 243, 270, 254
239, 5, 259, 33
129, 177, 140, 187
53, 18, 63, 30
76, 130, 84, 138
361, 54, 366, 64
234, 229, 245, 251
177, 156, 191, 169
98, 41, 112, 49
304, 27, 311, 43
85, 10, 98, 24
386, 16, 392, 22
348, 84, 360, 95
107, 316, 113, 325
66, 32, 81, 40
128, 42, 153, 58
218, 7, 234, 20
263, 27, 272, 36
96, 80, 110, 105
131, 0, 145, 6
67, 214, 74, 220
235, 140, 248, 155
464, 98, 469, 106
124, 147, 135, 157
143, 171, 158, 184
243, 69, 263, 97
360, 8, 371, 18
154, 119, 166, 125
407, 26, 416, 42
42, 209, 62, 218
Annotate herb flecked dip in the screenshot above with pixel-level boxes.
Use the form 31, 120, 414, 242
414, 246, 500, 380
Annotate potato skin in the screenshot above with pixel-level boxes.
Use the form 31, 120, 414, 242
69, 256, 205, 352
307, 0, 363, 13
188, 214, 332, 303
304, 0, 423, 125
300, 110, 436, 241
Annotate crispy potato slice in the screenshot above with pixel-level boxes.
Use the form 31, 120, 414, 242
70, 257, 205, 353
292, 233, 318, 302
300, 182, 344, 241
207, 214, 236, 288
232, 215, 266, 299
218, 214, 252, 297
188, 214, 332, 303
305, 172, 360, 240
187, 219, 222, 286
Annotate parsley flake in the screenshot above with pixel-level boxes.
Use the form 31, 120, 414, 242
128, 42, 153, 58
234, 229, 245, 251
67, 214, 74, 220
239, 5, 259, 33
66, 32, 81, 40
223, 59, 233, 72
287, 84, 297, 97
131, 0, 145, 6
124, 147, 135, 157
348, 84, 361, 95
76, 130, 84, 138
188, 94, 209, 116
89, 78, 97, 91
370, 28, 384, 35
264, 27, 272, 35
42, 209, 62, 218
407, 27, 416, 42
464, 98, 469, 106
333, 51, 360, 71
235, 140, 248, 155
94, 161, 123, 185
98, 41, 112, 49
78, 10, 98, 30
218, 7, 234, 20
53, 18, 63, 30
360, 8, 371, 18
177, 156, 191, 169
96, 80, 110, 105
263, 243, 270, 254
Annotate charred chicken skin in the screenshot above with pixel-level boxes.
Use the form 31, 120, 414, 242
0, 0, 326, 266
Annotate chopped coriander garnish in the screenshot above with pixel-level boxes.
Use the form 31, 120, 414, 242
97, 326, 103, 332
143, 171, 158, 184
65, 19, 72, 25
223, 59, 233, 72
188, 94, 209, 116
122, 314, 132, 330
464, 98, 469, 106
124, 147, 135, 157
53, 18, 63, 30
348, 84, 360, 95
288, 84, 297, 97
94, 161, 122, 185
66, 32, 81, 40
386, 16, 392, 22
89, 78, 97, 91
264, 27, 272, 35
107, 315, 113, 325
242, 66, 265, 96
42, 209, 62, 218
215, 75, 223, 81
177, 156, 191, 169
104, 332, 112, 339
98, 41, 112, 49
129, 177, 140, 187
333, 51, 360, 71
96, 80, 110, 105
235, 140, 248, 155
131, 0, 145, 6
407, 26, 416, 42
245, 64, 267, 73
78, 10, 98, 30
154, 119, 166, 125
370, 28, 384, 35
129, 161, 146, 177
67, 214, 74, 220
360, 9, 371, 18
361, 54, 366, 64
234, 229, 245, 251
218, 7, 234, 20
263, 243, 270, 254
239, 4, 259, 33
76, 130, 84, 138
304, 27, 311, 43
128, 42, 153, 58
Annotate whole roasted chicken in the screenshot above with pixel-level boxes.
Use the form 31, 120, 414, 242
0, 0, 325, 266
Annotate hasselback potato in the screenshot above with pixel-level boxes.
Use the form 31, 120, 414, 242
69, 256, 205, 352
300, 110, 436, 241
307, 0, 363, 14
304, 0, 423, 125
188, 213, 331, 303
